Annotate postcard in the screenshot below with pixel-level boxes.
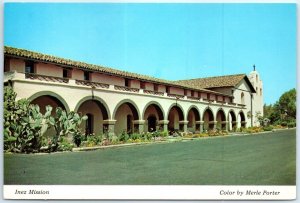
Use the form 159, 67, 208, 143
3, 1, 296, 200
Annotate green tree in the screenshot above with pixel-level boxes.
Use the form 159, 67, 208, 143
263, 104, 273, 118
264, 88, 296, 125
277, 88, 296, 121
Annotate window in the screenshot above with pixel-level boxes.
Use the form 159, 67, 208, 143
184, 89, 187, 96
125, 78, 129, 87
4, 58, 9, 72
260, 88, 262, 96
256, 87, 258, 95
63, 69, 70, 78
241, 92, 245, 104
84, 71, 90, 81
25, 61, 34, 73
256, 75, 258, 83
140, 82, 145, 89
191, 90, 194, 97
166, 86, 170, 94
154, 84, 159, 92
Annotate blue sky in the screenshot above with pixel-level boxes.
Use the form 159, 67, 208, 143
4, 3, 296, 104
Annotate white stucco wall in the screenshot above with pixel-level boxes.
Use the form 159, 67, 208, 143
233, 80, 253, 127
9, 72, 250, 134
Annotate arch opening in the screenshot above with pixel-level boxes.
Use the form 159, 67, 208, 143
203, 108, 214, 131
228, 110, 237, 131
216, 109, 226, 130
30, 95, 66, 115
168, 106, 184, 134
114, 102, 139, 135
143, 103, 164, 132
187, 107, 200, 133
30, 95, 68, 138
239, 111, 246, 128
77, 99, 109, 136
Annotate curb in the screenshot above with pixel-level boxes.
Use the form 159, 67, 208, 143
73, 128, 295, 152
72, 140, 170, 152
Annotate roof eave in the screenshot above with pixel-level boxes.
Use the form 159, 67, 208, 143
4, 46, 233, 97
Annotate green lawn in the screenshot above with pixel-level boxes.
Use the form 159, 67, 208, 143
4, 129, 296, 185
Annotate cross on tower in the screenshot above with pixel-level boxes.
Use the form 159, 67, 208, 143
253, 64, 256, 71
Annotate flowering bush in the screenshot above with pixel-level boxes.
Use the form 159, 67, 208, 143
263, 126, 274, 131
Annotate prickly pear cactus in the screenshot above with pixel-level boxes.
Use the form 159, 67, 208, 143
49, 107, 87, 151
4, 86, 53, 153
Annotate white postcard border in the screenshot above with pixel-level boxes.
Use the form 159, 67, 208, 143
3, 185, 296, 200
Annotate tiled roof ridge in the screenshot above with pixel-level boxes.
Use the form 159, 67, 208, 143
176, 73, 247, 82
4, 46, 233, 96
4, 46, 169, 82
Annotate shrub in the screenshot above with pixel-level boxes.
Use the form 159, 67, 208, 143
281, 121, 287, 127
130, 133, 141, 140
208, 130, 218, 137
85, 135, 96, 147
151, 131, 160, 138
110, 135, 119, 144
287, 122, 296, 128
221, 130, 228, 135
143, 132, 153, 141
245, 127, 263, 133
192, 134, 199, 138
190, 133, 209, 138
238, 127, 246, 132
183, 134, 193, 138
75, 133, 102, 147
134, 139, 142, 143
160, 131, 169, 137
273, 125, 284, 129
57, 137, 73, 151
73, 132, 83, 147
201, 133, 209, 137
95, 134, 103, 144
119, 131, 129, 142
263, 126, 274, 131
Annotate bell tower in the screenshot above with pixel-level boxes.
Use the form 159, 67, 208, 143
248, 65, 264, 126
